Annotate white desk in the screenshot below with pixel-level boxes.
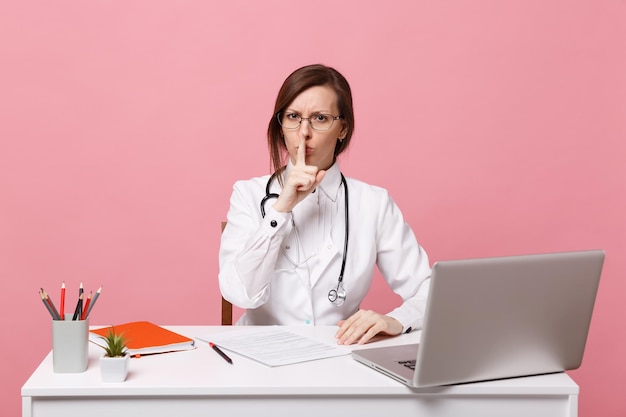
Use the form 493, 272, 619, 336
22, 326, 579, 417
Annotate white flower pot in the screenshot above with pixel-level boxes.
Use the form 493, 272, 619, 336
99, 354, 129, 382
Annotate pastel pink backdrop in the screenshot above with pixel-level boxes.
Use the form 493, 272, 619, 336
1, 1, 624, 416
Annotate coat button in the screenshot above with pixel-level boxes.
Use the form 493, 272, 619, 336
270, 220, 277, 227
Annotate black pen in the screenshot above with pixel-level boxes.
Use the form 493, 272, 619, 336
209, 342, 233, 364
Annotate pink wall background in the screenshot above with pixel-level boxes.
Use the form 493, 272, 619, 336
1, 1, 624, 416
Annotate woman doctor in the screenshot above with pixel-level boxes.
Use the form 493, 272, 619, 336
219, 64, 431, 345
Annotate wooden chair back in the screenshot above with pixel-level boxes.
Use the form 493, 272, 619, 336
221, 221, 233, 325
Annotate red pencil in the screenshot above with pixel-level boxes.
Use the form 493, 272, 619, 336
60, 282, 66, 320
81, 291, 92, 321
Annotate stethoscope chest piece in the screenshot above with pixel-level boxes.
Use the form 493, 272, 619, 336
328, 282, 346, 306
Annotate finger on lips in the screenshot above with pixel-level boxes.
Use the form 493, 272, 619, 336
296, 137, 306, 165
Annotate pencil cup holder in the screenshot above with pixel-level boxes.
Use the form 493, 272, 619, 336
52, 315, 89, 373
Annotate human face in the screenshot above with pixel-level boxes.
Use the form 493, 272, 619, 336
282, 85, 347, 171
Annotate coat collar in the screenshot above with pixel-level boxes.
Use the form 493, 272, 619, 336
283, 161, 343, 202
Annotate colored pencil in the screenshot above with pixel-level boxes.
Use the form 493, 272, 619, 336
41, 288, 61, 320
72, 292, 84, 320
59, 281, 66, 320
39, 289, 57, 320
81, 291, 92, 321
78, 282, 84, 319
85, 286, 102, 318
209, 342, 233, 364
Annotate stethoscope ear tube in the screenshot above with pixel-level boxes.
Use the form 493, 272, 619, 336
260, 193, 280, 218
260, 172, 349, 306
260, 173, 280, 218
330, 173, 348, 306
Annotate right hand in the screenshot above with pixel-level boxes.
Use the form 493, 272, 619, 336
273, 137, 326, 213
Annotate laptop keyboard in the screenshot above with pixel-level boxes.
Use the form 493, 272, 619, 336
398, 360, 416, 370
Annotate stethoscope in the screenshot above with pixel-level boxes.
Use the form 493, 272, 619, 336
260, 172, 349, 306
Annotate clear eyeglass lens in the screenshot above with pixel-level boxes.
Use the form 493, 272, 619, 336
279, 113, 336, 131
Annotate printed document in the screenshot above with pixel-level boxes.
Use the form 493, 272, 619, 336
197, 327, 350, 366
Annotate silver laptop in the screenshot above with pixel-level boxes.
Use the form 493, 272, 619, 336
352, 250, 604, 387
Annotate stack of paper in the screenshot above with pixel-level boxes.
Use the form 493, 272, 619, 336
198, 327, 350, 367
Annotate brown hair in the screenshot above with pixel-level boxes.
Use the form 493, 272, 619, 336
267, 64, 355, 180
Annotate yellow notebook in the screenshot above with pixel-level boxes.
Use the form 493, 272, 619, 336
89, 321, 195, 355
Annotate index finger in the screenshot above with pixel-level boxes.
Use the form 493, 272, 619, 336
335, 313, 359, 338
295, 136, 306, 166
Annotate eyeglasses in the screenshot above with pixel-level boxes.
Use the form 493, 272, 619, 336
277, 112, 342, 131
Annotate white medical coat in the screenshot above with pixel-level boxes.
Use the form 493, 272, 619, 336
218, 163, 431, 332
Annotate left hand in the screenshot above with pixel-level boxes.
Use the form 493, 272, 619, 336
335, 309, 403, 345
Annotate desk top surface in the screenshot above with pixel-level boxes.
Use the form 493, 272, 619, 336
22, 325, 578, 398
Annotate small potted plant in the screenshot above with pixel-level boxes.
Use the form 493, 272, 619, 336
99, 327, 129, 382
